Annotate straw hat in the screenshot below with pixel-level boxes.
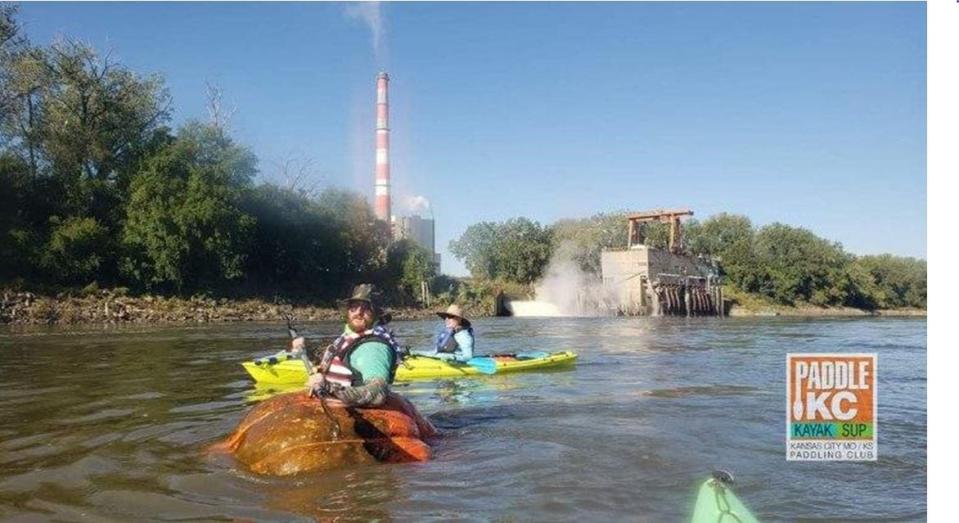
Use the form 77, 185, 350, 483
437, 304, 471, 328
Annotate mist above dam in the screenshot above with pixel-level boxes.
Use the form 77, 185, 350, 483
508, 241, 613, 317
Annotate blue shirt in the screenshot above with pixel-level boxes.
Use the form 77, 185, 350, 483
412, 329, 475, 362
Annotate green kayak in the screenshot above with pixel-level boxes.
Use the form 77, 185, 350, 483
691, 472, 760, 523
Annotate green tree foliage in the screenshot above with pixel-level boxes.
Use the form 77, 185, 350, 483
1, 4, 27, 123
495, 218, 553, 284
121, 123, 255, 291
450, 217, 553, 284
851, 255, 926, 309
841, 260, 885, 310
0, 9, 408, 301
0, 152, 35, 280
690, 220, 927, 309
639, 221, 670, 250
316, 187, 391, 284
3, 39, 170, 213
240, 184, 336, 296
41, 216, 109, 284
455, 211, 926, 310
383, 239, 436, 304
684, 213, 754, 259
1, 24, 171, 285
752, 223, 851, 305
0, 9, 927, 310
684, 213, 764, 292
0, 9, 400, 299
551, 212, 629, 274
238, 185, 391, 300
448, 221, 498, 279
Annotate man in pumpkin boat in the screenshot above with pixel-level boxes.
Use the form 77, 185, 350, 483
293, 284, 405, 407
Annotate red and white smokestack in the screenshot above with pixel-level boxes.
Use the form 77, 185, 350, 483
374, 72, 391, 224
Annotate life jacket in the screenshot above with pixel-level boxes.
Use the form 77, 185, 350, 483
322, 325, 404, 387
435, 326, 474, 354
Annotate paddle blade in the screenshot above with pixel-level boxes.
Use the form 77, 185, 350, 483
466, 357, 497, 375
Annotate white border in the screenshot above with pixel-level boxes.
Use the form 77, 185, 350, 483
928, 0, 957, 519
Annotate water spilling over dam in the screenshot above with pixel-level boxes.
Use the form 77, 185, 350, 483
501, 210, 725, 318
505, 300, 564, 317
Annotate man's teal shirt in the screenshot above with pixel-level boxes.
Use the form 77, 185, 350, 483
344, 325, 393, 384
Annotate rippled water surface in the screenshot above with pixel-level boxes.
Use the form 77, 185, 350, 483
0, 317, 926, 521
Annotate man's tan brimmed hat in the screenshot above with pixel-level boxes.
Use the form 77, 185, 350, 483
337, 283, 376, 308
336, 284, 393, 324
437, 304, 471, 328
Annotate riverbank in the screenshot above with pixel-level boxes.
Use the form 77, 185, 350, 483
724, 288, 926, 317
0, 290, 440, 326
1, 288, 924, 325
728, 304, 926, 317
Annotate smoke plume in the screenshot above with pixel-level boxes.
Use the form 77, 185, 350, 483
343, 2, 387, 65
404, 195, 431, 215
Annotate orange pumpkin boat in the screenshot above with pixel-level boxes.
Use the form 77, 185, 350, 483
211, 391, 436, 475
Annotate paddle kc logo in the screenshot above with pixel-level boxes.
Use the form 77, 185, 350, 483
786, 354, 877, 462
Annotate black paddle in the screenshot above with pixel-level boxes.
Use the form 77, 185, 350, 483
284, 313, 341, 439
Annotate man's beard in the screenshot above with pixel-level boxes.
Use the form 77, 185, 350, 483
349, 316, 369, 331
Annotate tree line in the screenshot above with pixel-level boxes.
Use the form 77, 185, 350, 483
450, 212, 926, 310
0, 6, 434, 304
1, 6, 925, 311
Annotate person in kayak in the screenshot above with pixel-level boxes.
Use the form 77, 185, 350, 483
410, 304, 475, 363
301, 284, 404, 407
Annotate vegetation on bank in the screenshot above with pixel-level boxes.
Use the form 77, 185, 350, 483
0, 7, 924, 323
0, 6, 436, 307
448, 212, 926, 311
0, 288, 453, 326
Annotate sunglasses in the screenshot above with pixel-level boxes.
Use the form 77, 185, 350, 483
348, 301, 372, 313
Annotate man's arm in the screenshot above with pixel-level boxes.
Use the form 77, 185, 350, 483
331, 377, 389, 407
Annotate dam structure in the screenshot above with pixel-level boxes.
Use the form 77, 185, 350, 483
600, 209, 724, 317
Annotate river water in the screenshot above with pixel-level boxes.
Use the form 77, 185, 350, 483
0, 317, 926, 522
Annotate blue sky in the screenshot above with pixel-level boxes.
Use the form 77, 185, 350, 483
18, 2, 926, 276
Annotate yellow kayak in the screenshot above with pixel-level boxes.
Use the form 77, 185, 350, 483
242, 351, 578, 384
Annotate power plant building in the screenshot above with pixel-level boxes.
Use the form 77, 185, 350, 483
396, 215, 441, 270
371, 72, 440, 271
